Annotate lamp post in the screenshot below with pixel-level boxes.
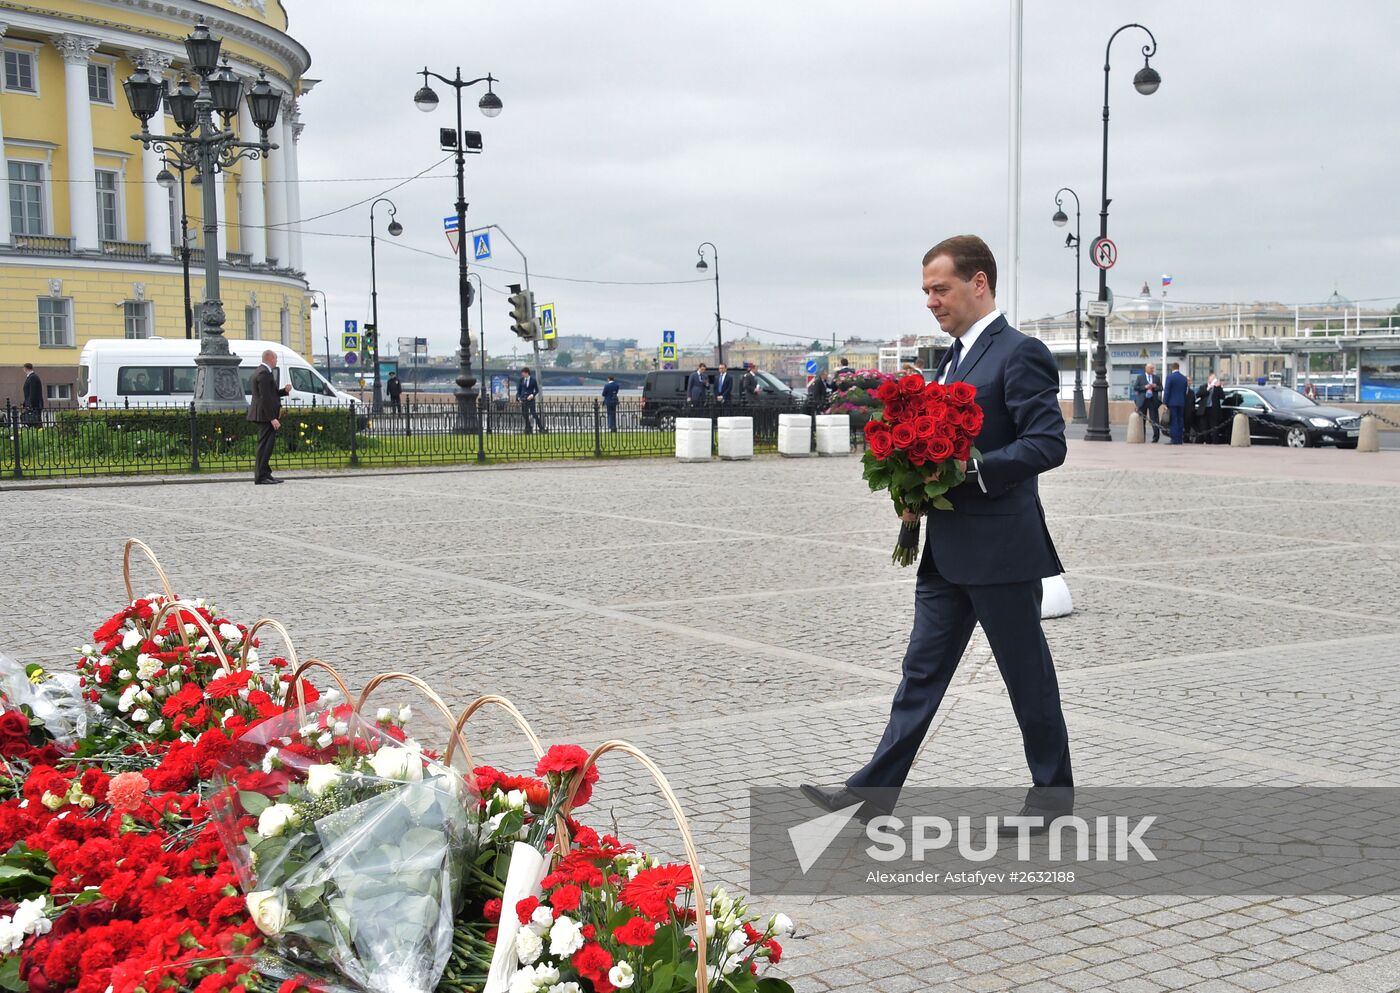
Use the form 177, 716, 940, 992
156, 162, 193, 340
367, 198, 402, 414
1086, 23, 1160, 442
414, 65, 502, 431
1052, 187, 1087, 423
694, 242, 724, 366
467, 271, 486, 395
308, 289, 331, 382
124, 19, 281, 409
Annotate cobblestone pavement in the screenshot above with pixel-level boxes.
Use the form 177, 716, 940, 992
3, 444, 1400, 992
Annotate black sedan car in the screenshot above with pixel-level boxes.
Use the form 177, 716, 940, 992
1221, 386, 1362, 448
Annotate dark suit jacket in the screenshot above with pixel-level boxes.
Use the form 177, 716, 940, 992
247, 365, 281, 423
517, 375, 539, 402
919, 315, 1066, 586
1133, 372, 1161, 408
687, 374, 708, 405
602, 381, 620, 407
387, 378, 402, 400
1163, 370, 1189, 407
714, 372, 733, 402
22, 373, 43, 411
1200, 382, 1224, 409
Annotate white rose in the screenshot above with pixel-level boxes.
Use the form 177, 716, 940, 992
305, 764, 340, 797
131, 708, 149, 724
514, 925, 543, 965
398, 704, 413, 723
770, 912, 794, 936
121, 629, 142, 650
245, 889, 289, 935
548, 915, 584, 958
506, 789, 526, 810
375, 706, 392, 723
608, 962, 635, 989
147, 719, 165, 735
257, 802, 299, 838
367, 745, 424, 783
117, 685, 139, 713
726, 929, 748, 954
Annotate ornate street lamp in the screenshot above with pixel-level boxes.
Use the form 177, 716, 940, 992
414, 65, 502, 431
125, 18, 281, 409
1086, 23, 1160, 441
695, 242, 723, 366
1053, 188, 1087, 423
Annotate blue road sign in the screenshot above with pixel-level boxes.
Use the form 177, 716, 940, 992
805, 359, 819, 375
442, 216, 459, 232
472, 232, 491, 260
344, 319, 358, 335
344, 352, 358, 366
662, 329, 676, 344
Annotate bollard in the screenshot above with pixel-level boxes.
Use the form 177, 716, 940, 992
1041, 575, 1073, 618
717, 416, 753, 460
1230, 411, 1251, 447
675, 417, 712, 462
1126, 411, 1145, 444
778, 413, 812, 457
1357, 415, 1380, 453
815, 414, 852, 456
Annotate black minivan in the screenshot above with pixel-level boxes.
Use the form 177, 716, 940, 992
639, 369, 802, 429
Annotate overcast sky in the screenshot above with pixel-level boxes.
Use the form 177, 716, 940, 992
286, 0, 1400, 361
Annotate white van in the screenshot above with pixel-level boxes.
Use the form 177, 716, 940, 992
77, 338, 360, 408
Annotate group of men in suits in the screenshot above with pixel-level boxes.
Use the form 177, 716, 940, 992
688, 363, 743, 406
803, 234, 1074, 826
1138, 363, 1229, 445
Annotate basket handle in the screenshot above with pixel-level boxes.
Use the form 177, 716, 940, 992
357, 672, 476, 774
285, 658, 355, 725
560, 740, 708, 993
122, 538, 177, 605
146, 600, 235, 676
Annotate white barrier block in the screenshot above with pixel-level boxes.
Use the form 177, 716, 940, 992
1041, 574, 1073, 619
815, 414, 852, 456
778, 413, 812, 457
717, 416, 753, 460
675, 417, 712, 462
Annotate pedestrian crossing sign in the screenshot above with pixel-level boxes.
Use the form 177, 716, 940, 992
472, 232, 491, 260
538, 303, 556, 340
342, 331, 360, 352
661, 344, 676, 360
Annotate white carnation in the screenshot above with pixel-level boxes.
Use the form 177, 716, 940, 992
121, 629, 142, 650
135, 654, 160, 680
219, 623, 243, 644
514, 925, 543, 965
117, 684, 140, 713
530, 906, 554, 931
548, 915, 584, 958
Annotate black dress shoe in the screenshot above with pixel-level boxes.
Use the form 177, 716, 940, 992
996, 788, 1075, 836
800, 784, 894, 823
255, 477, 283, 485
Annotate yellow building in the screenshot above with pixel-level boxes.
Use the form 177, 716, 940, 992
0, 0, 314, 404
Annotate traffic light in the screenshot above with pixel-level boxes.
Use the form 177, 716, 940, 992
507, 284, 537, 341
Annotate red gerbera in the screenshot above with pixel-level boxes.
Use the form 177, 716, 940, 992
204, 670, 252, 700
618, 864, 693, 921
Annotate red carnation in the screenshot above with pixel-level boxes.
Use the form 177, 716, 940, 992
890, 422, 917, 449
613, 915, 657, 946
482, 898, 502, 923
516, 896, 541, 925
548, 884, 583, 916
948, 381, 977, 405
898, 373, 924, 396
572, 943, 614, 987
765, 938, 784, 964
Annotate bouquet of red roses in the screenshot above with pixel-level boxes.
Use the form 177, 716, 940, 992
861, 373, 984, 566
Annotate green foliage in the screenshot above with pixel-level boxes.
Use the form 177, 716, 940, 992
44, 407, 358, 461
555, 351, 573, 368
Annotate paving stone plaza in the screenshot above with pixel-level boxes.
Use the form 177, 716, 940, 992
3, 444, 1400, 993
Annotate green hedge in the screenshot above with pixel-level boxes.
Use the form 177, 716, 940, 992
49, 407, 356, 459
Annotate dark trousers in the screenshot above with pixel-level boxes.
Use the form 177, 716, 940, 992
1207, 406, 1226, 443
1168, 404, 1185, 444
847, 571, 1073, 799
389, 398, 401, 415
521, 399, 546, 434
1141, 400, 1161, 440
254, 422, 277, 481
606, 405, 617, 432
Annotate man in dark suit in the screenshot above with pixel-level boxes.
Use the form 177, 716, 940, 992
739, 363, 758, 405
1162, 362, 1189, 445
20, 363, 43, 427
803, 234, 1072, 822
247, 349, 292, 484
1132, 363, 1162, 442
601, 375, 620, 432
714, 363, 734, 405
386, 371, 403, 415
517, 366, 545, 434
1200, 371, 1226, 443
687, 364, 709, 408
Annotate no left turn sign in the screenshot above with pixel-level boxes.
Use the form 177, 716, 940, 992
1091, 237, 1118, 270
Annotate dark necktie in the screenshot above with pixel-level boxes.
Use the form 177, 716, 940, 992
945, 338, 964, 383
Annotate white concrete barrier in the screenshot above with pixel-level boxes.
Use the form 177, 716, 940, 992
717, 417, 754, 460
815, 414, 851, 456
1230, 412, 1251, 447
1041, 575, 1073, 619
778, 413, 812, 457
675, 417, 712, 462
1126, 411, 1145, 444
1358, 415, 1380, 453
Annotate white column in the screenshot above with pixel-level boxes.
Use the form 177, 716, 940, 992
213, 168, 227, 259
284, 107, 304, 272
134, 50, 173, 257
0, 24, 12, 245
53, 34, 100, 251
236, 93, 266, 264
263, 93, 291, 266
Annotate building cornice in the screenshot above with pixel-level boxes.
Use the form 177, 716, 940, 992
0, 252, 309, 290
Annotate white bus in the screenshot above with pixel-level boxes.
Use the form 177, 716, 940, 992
77, 338, 360, 408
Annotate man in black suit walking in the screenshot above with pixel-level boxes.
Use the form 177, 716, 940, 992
803, 235, 1072, 821
20, 363, 43, 427
517, 366, 546, 434
247, 349, 292, 484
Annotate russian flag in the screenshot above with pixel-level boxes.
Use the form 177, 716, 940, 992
1161, 274, 1173, 287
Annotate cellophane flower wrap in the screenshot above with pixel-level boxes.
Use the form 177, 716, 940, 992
0, 652, 87, 749
208, 700, 480, 993
861, 374, 984, 566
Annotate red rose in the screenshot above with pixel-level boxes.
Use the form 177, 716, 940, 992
0, 711, 31, 751
960, 407, 984, 435
954, 436, 972, 461
927, 434, 955, 462
922, 381, 947, 403
874, 381, 900, 403
907, 444, 929, 466
884, 398, 909, 423
948, 381, 977, 406
868, 432, 894, 460
898, 373, 925, 396
863, 419, 889, 439
913, 415, 937, 438
921, 399, 949, 423
890, 423, 917, 449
